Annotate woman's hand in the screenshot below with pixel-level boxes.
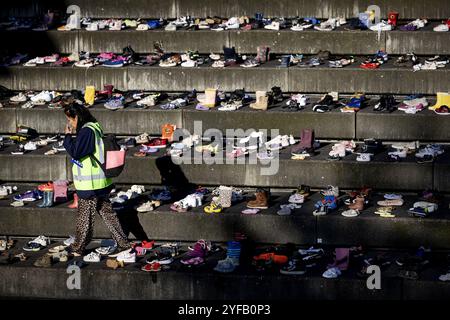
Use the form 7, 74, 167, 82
65, 123, 73, 134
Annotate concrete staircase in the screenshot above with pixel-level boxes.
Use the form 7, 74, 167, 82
0, 0, 449, 299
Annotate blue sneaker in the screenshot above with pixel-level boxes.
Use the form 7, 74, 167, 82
103, 60, 124, 68
104, 97, 124, 110
14, 190, 42, 202
304, 17, 320, 25
358, 13, 370, 28
151, 188, 172, 201
147, 20, 161, 29
347, 97, 362, 108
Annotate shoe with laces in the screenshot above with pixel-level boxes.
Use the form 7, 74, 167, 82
23, 235, 50, 251
83, 252, 101, 262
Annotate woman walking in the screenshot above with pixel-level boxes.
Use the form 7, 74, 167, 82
63, 103, 130, 256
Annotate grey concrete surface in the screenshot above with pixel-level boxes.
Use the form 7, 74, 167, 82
0, 108, 17, 133
78, 30, 230, 54
387, 31, 450, 55
182, 107, 355, 139
230, 30, 384, 55
0, 264, 417, 300
65, 0, 450, 19
3, 64, 450, 93
0, 154, 67, 181
288, 67, 450, 94
356, 109, 450, 142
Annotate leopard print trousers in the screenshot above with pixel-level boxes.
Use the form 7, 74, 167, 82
69, 197, 130, 254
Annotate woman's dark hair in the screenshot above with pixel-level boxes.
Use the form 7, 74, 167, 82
63, 103, 97, 133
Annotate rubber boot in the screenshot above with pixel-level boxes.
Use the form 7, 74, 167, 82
68, 193, 79, 209
38, 191, 53, 208
37, 191, 49, 208
84, 85, 95, 106
429, 92, 450, 110
292, 129, 314, 155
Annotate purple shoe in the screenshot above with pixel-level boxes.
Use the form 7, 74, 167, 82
196, 104, 209, 111
181, 239, 208, 263
14, 190, 42, 202
400, 24, 417, 31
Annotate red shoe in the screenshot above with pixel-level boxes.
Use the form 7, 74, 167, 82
360, 62, 379, 69
38, 182, 54, 191
141, 262, 161, 272
141, 240, 155, 249
253, 252, 288, 264
145, 138, 168, 149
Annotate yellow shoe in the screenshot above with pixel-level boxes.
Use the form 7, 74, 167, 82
195, 143, 219, 153
204, 202, 222, 214
9, 135, 27, 142
84, 85, 95, 106
429, 92, 450, 110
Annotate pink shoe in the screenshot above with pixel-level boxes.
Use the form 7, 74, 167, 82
181, 256, 204, 265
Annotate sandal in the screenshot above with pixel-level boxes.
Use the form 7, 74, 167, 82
133, 151, 147, 157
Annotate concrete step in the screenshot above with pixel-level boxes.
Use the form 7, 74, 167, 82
2, 95, 450, 141
3, 24, 450, 55
0, 239, 449, 299
1, 142, 447, 191
2, 59, 449, 93
4, 0, 450, 20
1, 185, 449, 248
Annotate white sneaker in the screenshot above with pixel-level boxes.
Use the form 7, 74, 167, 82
388, 149, 407, 158
136, 201, 157, 212
24, 141, 37, 151
264, 21, 280, 30
173, 16, 189, 27
225, 17, 240, 29
434, 24, 449, 32
30, 91, 53, 104
289, 193, 305, 204
314, 18, 336, 31
136, 94, 159, 107
136, 23, 149, 31
63, 235, 75, 246
290, 94, 308, 106
86, 22, 99, 31
392, 141, 419, 151
130, 185, 145, 194
24, 57, 45, 67
109, 20, 122, 30
83, 252, 101, 262
10, 92, 27, 103
439, 272, 450, 281
370, 21, 392, 31
29, 235, 50, 248
209, 53, 220, 61
165, 22, 177, 31
415, 145, 444, 158
95, 246, 117, 255
181, 60, 197, 67
116, 249, 136, 263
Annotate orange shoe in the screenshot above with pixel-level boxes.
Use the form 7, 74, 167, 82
253, 252, 288, 264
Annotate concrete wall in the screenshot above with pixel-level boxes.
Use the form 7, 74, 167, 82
6, 0, 448, 19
